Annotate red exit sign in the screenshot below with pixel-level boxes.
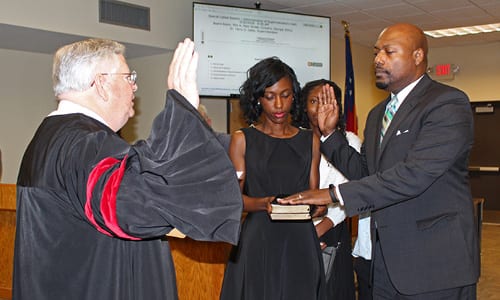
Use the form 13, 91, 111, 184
435, 64, 451, 76
428, 63, 457, 81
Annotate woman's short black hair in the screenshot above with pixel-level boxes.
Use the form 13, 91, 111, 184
239, 57, 302, 125
295, 79, 345, 135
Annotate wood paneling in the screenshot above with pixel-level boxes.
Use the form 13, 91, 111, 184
229, 98, 246, 134
0, 184, 15, 299
170, 238, 231, 300
0, 184, 15, 211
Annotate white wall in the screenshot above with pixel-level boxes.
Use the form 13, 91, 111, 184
0, 49, 54, 184
0, 0, 192, 50
428, 43, 500, 101
200, 99, 228, 133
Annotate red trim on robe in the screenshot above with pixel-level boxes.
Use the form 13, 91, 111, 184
85, 156, 141, 240
99, 155, 140, 240
85, 157, 117, 237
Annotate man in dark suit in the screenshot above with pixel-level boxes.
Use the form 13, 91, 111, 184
280, 23, 479, 299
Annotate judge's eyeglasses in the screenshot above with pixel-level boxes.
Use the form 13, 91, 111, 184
100, 70, 137, 85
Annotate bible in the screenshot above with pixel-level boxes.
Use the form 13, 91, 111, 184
269, 212, 311, 220
270, 196, 311, 220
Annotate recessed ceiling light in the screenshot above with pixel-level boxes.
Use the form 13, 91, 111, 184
424, 23, 500, 38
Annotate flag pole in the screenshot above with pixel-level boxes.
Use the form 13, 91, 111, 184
342, 20, 357, 134
342, 20, 350, 34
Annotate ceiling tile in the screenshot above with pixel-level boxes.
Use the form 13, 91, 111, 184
195, 0, 500, 48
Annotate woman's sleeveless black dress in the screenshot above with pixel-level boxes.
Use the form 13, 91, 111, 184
220, 127, 326, 300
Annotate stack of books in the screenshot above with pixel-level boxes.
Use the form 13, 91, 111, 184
270, 203, 311, 220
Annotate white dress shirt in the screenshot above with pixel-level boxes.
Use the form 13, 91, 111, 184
48, 100, 109, 128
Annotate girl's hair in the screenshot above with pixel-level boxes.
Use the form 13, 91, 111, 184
239, 57, 302, 125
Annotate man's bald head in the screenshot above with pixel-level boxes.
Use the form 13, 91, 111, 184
373, 23, 429, 93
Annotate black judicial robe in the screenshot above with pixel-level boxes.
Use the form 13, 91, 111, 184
13, 90, 243, 300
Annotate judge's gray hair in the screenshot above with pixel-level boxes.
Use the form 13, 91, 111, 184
52, 38, 125, 97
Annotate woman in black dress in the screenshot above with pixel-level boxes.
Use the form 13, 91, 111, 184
220, 57, 326, 300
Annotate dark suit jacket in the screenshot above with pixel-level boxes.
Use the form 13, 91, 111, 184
215, 131, 230, 152
321, 74, 479, 295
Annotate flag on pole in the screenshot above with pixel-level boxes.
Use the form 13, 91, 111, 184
344, 26, 357, 134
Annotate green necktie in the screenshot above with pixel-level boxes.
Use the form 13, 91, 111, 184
380, 94, 398, 144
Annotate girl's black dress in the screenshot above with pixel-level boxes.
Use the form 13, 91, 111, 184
220, 126, 326, 300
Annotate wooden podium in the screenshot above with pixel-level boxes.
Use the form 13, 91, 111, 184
170, 238, 231, 299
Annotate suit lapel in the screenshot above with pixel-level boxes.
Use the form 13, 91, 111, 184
377, 74, 433, 160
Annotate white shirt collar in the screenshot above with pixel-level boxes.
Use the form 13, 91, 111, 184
48, 100, 109, 127
392, 75, 424, 103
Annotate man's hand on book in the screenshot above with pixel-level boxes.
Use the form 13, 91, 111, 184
278, 189, 332, 206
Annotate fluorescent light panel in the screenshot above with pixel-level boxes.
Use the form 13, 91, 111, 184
424, 23, 500, 38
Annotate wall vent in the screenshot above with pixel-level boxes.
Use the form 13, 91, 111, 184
99, 0, 150, 31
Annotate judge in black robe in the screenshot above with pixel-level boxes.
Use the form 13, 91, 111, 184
13, 38, 242, 300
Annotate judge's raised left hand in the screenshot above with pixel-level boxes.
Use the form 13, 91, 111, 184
167, 38, 200, 108
278, 188, 333, 206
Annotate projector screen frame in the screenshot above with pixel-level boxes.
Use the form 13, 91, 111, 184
193, 2, 331, 98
